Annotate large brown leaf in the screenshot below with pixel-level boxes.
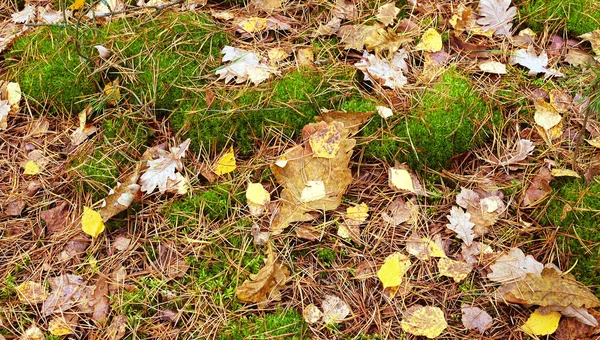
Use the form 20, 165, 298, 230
235, 251, 289, 305
501, 268, 600, 309
270, 121, 354, 234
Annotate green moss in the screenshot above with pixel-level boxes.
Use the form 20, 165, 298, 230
220, 309, 306, 340
363, 70, 496, 169
317, 247, 336, 267
167, 184, 244, 222
541, 179, 600, 289
518, 0, 600, 36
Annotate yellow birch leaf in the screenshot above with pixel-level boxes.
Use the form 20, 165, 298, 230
377, 252, 411, 289
401, 305, 448, 338
585, 137, 600, 148
551, 168, 580, 178
213, 147, 236, 175
7, 82, 21, 106
389, 167, 414, 192
23, 161, 40, 175
240, 17, 268, 33
246, 182, 270, 205
69, 0, 86, 10
437, 257, 472, 282
16, 281, 48, 303
521, 309, 561, 336
415, 28, 442, 52
346, 203, 369, 222
49, 316, 73, 336
104, 80, 121, 106
424, 238, 446, 258
534, 100, 561, 131
82, 207, 105, 238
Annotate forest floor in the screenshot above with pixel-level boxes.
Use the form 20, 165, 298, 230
1, 0, 600, 339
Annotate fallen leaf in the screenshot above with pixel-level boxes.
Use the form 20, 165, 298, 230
487, 248, 543, 283
213, 146, 236, 176
215, 46, 277, 85
415, 28, 442, 52
551, 168, 580, 178
71, 107, 97, 146
239, 17, 268, 33
48, 316, 74, 336
235, 250, 289, 305
446, 206, 475, 246
99, 166, 141, 222
565, 49, 595, 67
501, 267, 600, 308
401, 305, 448, 338
438, 257, 472, 282
376, 3, 400, 26
461, 241, 494, 265
376, 106, 393, 118
308, 121, 343, 158
246, 183, 270, 216
296, 48, 314, 66
16, 281, 48, 304
106, 315, 128, 340
389, 165, 424, 194
521, 309, 561, 336
250, 224, 270, 246
555, 308, 600, 339
40, 201, 70, 234
86, 0, 124, 17
478, 60, 507, 74
81, 207, 105, 238
104, 80, 120, 106
539, 305, 599, 327
316, 110, 373, 134
251, 0, 282, 11
23, 161, 41, 175
522, 167, 553, 207
406, 234, 446, 260
377, 252, 411, 297
476, 0, 517, 37
355, 50, 408, 89
140, 139, 190, 194
534, 99, 562, 131
155, 242, 189, 279
303, 303, 323, 324
461, 305, 493, 333
12, 5, 36, 23
382, 197, 416, 226
586, 137, 600, 148
69, 0, 86, 10
455, 188, 505, 235
113, 235, 131, 251
43, 274, 95, 315
579, 30, 600, 56
321, 295, 350, 324
21, 325, 44, 340
510, 46, 564, 78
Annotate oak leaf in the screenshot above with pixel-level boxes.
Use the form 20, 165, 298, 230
235, 252, 289, 305
446, 206, 475, 246
476, 0, 517, 37
487, 248, 543, 283
139, 139, 190, 194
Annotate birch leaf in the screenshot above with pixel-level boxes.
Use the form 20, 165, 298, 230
521, 309, 561, 336
401, 305, 448, 338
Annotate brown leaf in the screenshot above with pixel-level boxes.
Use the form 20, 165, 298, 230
40, 201, 71, 234
270, 121, 354, 234
5, 198, 26, 216
106, 315, 128, 340
154, 242, 189, 279
501, 267, 600, 308
556, 309, 600, 340
316, 110, 373, 135
294, 223, 321, 241
90, 277, 110, 322
235, 251, 289, 305
521, 167, 553, 207
99, 165, 141, 222
43, 274, 95, 316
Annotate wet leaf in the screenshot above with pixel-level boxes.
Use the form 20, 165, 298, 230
81, 207, 105, 238
521, 309, 561, 336
461, 305, 493, 333
401, 305, 448, 338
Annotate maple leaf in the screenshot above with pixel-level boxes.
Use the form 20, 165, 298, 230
215, 46, 277, 85
139, 139, 190, 194
500, 267, 600, 308
487, 248, 543, 283
510, 47, 564, 78
461, 305, 493, 333
446, 206, 475, 246
270, 121, 354, 234
476, 0, 517, 37
235, 250, 290, 305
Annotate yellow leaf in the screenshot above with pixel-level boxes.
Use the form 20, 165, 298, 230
23, 160, 40, 175
437, 257, 472, 282
534, 100, 561, 131
246, 183, 270, 205
346, 203, 369, 222
521, 309, 561, 336
300, 180, 326, 202
213, 147, 236, 175
579, 30, 600, 56
7, 82, 21, 106
309, 121, 343, 158
401, 305, 448, 338
389, 167, 414, 192
240, 17, 268, 33
586, 137, 600, 148
104, 80, 120, 106
415, 28, 442, 52
377, 252, 411, 289
16, 281, 48, 303
423, 238, 446, 258
551, 168, 580, 178
82, 207, 105, 238
69, 0, 86, 10
49, 316, 74, 336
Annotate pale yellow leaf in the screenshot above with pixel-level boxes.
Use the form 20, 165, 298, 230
376, 3, 400, 26
300, 180, 326, 202
240, 17, 268, 33
23, 161, 40, 175
346, 203, 369, 222
7, 82, 21, 106
389, 167, 414, 192
213, 147, 236, 175
309, 121, 343, 158
534, 100, 561, 131
82, 207, 105, 238
585, 137, 600, 148
303, 303, 323, 324
521, 309, 561, 336
376, 105, 393, 118
478, 61, 507, 74
377, 252, 411, 289
551, 168, 580, 178
48, 316, 73, 336
437, 257, 472, 282
16, 281, 48, 303
246, 183, 270, 205
401, 305, 448, 338
415, 28, 442, 53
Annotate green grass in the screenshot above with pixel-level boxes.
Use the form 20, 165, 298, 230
219, 309, 306, 340
362, 69, 497, 169
541, 179, 600, 290
518, 0, 600, 36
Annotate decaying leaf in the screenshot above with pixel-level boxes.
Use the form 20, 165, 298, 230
415, 28, 442, 52
338, 203, 369, 242
579, 30, 600, 56
270, 121, 354, 234
521, 167, 553, 207
476, 0, 517, 37
40, 201, 70, 234
338, 24, 406, 55
21, 325, 45, 340
246, 182, 270, 216
316, 110, 374, 134
534, 99, 562, 134
376, 3, 400, 26
321, 295, 350, 324
389, 164, 424, 195
491, 139, 535, 166
401, 305, 448, 338
308, 121, 344, 158
521, 308, 561, 336
215, 46, 277, 85
43, 274, 95, 316
461, 305, 493, 333
382, 197, 417, 226
455, 187, 505, 235
406, 233, 446, 260
555, 308, 600, 339
235, 250, 289, 305
106, 315, 128, 340
99, 165, 141, 222
16, 281, 48, 304
48, 315, 75, 336
70, 107, 97, 146
461, 241, 494, 265
251, 224, 270, 246
500, 267, 600, 308
446, 206, 475, 246
355, 50, 408, 89
140, 139, 190, 194
303, 303, 323, 324
487, 248, 543, 283
539, 305, 599, 327
438, 257, 472, 282
154, 242, 189, 279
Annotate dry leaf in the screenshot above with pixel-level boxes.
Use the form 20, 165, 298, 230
534, 99, 562, 131
406, 234, 446, 260
521, 309, 561, 336
16, 281, 48, 304
155, 242, 190, 279
296, 48, 314, 66
389, 165, 424, 194
376, 106, 393, 118
382, 197, 415, 226
377, 252, 411, 297
401, 305, 448, 338
40, 201, 70, 234
487, 248, 543, 283
476, 0, 517, 37
48, 316, 74, 336
510, 46, 564, 78
21, 325, 44, 340
99, 166, 141, 222
316, 110, 373, 134
43, 274, 94, 316
415, 28, 442, 52
308, 121, 343, 158
522, 167, 553, 207
235, 251, 289, 305
501, 267, 600, 308
355, 50, 408, 89
478, 60, 507, 74
270, 121, 354, 234
303, 303, 323, 324
551, 168, 580, 178
216, 46, 277, 85
579, 30, 600, 56
106, 315, 128, 340
12, 5, 36, 23
140, 139, 190, 194
250, 224, 270, 246
81, 207, 105, 238
455, 187, 505, 235
321, 295, 350, 324
246, 182, 270, 216
213, 146, 236, 176
461, 305, 493, 333
555, 308, 600, 339
461, 241, 494, 265
446, 206, 475, 246
376, 3, 400, 26
71, 107, 97, 146
438, 257, 472, 282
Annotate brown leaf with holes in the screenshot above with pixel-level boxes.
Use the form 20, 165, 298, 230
235, 251, 289, 306
500, 267, 600, 308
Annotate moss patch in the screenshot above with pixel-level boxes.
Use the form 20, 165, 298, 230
220, 309, 306, 340
541, 179, 600, 290
167, 184, 245, 222
362, 70, 496, 169
518, 0, 600, 36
